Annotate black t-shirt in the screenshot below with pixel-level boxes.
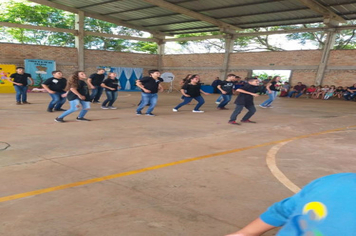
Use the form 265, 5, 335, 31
347, 86, 356, 91
182, 83, 201, 98
10, 73, 32, 86
234, 83, 258, 106
89, 73, 105, 86
269, 81, 280, 91
66, 80, 91, 101
220, 81, 235, 95
42, 77, 67, 93
102, 78, 119, 91
140, 76, 161, 94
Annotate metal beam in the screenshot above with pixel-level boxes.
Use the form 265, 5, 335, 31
164, 24, 356, 42
140, 0, 241, 33
0, 21, 77, 34
297, 0, 346, 24
0, 21, 157, 42
85, 32, 158, 42
28, 0, 165, 36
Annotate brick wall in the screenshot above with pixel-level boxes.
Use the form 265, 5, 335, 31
1, 43, 355, 88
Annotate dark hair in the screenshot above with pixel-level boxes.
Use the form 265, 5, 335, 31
52, 70, 62, 75
182, 74, 191, 82
270, 75, 280, 83
148, 69, 160, 75
247, 77, 258, 82
185, 74, 198, 84
97, 68, 105, 71
65, 71, 83, 91
16, 67, 24, 70
227, 74, 236, 78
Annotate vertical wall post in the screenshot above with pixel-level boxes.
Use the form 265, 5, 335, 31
154, 35, 165, 71
221, 34, 234, 79
315, 29, 336, 85
75, 11, 85, 71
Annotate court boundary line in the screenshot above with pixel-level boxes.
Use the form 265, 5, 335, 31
0, 125, 355, 203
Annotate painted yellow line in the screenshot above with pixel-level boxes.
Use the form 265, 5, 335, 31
266, 141, 301, 194
0, 125, 355, 203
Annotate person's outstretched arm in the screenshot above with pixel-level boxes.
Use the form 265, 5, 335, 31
225, 218, 276, 236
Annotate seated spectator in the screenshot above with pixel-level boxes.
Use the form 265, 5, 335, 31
312, 85, 322, 99
279, 82, 290, 97
324, 85, 336, 100
334, 86, 344, 99
343, 83, 356, 101
288, 82, 306, 98
314, 85, 329, 99
305, 85, 316, 99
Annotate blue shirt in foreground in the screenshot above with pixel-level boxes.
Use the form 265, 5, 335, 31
260, 173, 356, 236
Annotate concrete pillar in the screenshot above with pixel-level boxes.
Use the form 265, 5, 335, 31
315, 29, 336, 85
157, 39, 165, 71
75, 11, 85, 71
221, 34, 234, 79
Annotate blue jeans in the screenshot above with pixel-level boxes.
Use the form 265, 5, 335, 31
58, 99, 90, 119
48, 92, 66, 110
14, 85, 28, 102
137, 93, 158, 114
260, 91, 278, 106
174, 96, 205, 111
344, 92, 356, 100
102, 90, 118, 107
218, 94, 232, 108
229, 104, 256, 122
288, 91, 303, 98
216, 95, 223, 102
90, 85, 103, 102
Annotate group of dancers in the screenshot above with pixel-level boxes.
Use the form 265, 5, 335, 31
8, 67, 266, 124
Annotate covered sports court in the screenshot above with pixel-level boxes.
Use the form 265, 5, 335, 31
1, 0, 356, 235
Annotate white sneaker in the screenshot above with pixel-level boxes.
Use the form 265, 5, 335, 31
192, 110, 204, 113
259, 105, 267, 108
172, 108, 178, 112
101, 106, 109, 109
215, 101, 220, 104
108, 106, 117, 109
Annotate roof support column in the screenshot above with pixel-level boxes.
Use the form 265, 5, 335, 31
221, 34, 234, 79
315, 29, 336, 85
156, 36, 165, 71
75, 11, 85, 71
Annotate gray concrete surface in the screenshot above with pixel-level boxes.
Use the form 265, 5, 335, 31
0, 91, 355, 236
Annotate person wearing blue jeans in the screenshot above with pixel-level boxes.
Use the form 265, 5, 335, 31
136, 69, 163, 116
101, 72, 120, 109
55, 71, 91, 122
8, 67, 33, 105
87, 68, 105, 103
228, 78, 259, 125
288, 82, 306, 98
343, 83, 356, 101
217, 74, 237, 110
42, 70, 67, 112
173, 74, 210, 113
259, 76, 281, 108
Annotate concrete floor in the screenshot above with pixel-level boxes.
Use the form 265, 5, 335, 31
0, 91, 356, 236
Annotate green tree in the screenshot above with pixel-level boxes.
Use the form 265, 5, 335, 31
285, 23, 356, 49
0, 0, 75, 46
0, 0, 158, 53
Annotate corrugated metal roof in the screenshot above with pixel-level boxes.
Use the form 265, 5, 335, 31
32, 0, 356, 35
